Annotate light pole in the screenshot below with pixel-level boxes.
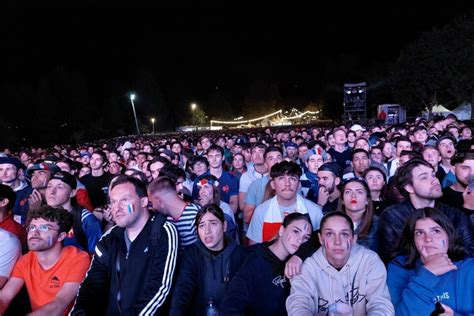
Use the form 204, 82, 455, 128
130, 93, 140, 135
191, 103, 197, 131
151, 117, 155, 134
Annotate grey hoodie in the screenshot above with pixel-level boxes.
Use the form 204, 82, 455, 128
286, 244, 394, 316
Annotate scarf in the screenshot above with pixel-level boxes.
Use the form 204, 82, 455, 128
262, 195, 309, 242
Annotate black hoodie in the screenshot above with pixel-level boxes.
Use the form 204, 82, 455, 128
220, 242, 290, 316
170, 238, 248, 316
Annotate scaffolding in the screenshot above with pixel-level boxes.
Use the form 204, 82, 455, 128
343, 82, 367, 124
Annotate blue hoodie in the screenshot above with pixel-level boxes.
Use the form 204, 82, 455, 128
388, 256, 474, 315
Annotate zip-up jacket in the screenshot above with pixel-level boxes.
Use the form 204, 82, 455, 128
71, 213, 178, 316
170, 238, 248, 316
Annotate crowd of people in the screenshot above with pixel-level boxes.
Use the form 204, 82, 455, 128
0, 113, 472, 315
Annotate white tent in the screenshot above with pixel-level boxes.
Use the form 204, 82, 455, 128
451, 102, 472, 121
431, 104, 453, 115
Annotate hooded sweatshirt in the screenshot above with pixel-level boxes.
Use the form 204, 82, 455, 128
286, 244, 394, 316
388, 256, 474, 315
220, 242, 290, 316
170, 238, 248, 316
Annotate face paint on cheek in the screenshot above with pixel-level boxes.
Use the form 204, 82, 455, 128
48, 235, 53, 247
324, 239, 329, 250
346, 239, 351, 251
127, 204, 134, 214
442, 239, 446, 249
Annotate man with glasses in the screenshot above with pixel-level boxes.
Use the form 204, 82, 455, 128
0, 206, 90, 315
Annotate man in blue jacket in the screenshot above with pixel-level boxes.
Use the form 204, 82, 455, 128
71, 176, 178, 315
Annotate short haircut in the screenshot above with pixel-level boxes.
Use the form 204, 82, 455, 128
26, 205, 74, 234
159, 164, 186, 183
207, 144, 224, 156
190, 156, 209, 168
396, 158, 433, 198
0, 184, 16, 210
110, 175, 147, 198
251, 142, 267, 152
451, 150, 474, 165
351, 148, 369, 161
395, 136, 411, 147
92, 150, 108, 164
264, 146, 283, 159
270, 161, 302, 178
148, 157, 170, 171
147, 176, 177, 195
399, 150, 422, 160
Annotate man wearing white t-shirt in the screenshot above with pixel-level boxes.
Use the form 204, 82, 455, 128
247, 161, 323, 244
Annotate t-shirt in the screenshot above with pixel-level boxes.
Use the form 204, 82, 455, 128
239, 168, 265, 193
327, 147, 352, 171
441, 186, 464, 210
167, 203, 200, 249
0, 213, 27, 250
0, 228, 21, 278
192, 171, 238, 204
79, 172, 113, 208
11, 246, 90, 313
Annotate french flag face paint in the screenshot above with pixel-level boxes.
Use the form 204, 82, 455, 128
127, 203, 135, 214
346, 239, 351, 251
442, 239, 446, 249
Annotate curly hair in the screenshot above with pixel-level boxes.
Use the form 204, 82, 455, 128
26, 205, 74, 234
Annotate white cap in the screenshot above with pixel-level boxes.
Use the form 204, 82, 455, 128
350, 124, 365, 132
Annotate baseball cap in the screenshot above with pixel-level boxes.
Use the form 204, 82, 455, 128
318, 162, 342, 178
49, 171, 77, 190
0, 157, 26, 170
350, 124, 366, 132
26, 161, 60, 177
284, 142, 298, 149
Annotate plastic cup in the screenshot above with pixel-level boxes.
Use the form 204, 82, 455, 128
328, 302, 353, 316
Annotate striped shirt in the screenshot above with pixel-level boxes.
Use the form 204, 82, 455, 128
167, 203, 200, 249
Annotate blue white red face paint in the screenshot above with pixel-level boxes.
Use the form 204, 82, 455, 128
442, 239, 446, 249
48, 235, 53, 247
346, 239, 351, 250
127, 203, 135, 214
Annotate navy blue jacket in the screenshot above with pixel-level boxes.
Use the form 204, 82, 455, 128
170, 238, 248, 316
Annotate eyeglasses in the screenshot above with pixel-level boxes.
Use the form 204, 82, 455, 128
26, 224, 60, 233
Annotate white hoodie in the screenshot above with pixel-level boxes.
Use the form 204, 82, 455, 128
286, 244, 394, 316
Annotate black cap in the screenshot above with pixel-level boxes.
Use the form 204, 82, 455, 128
318, 162, 342, 178
50, 171, 77, 190
0, 157, 26, 170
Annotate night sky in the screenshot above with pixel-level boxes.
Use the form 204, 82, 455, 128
2, 4, 473, 117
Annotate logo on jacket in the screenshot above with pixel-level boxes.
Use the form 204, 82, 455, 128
272, 275, 287, 288
222, 184, 229, 193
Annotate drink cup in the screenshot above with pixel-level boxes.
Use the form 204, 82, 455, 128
328, 302, 353, 316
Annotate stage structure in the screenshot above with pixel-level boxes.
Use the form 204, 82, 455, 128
343, 82, 367, 124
